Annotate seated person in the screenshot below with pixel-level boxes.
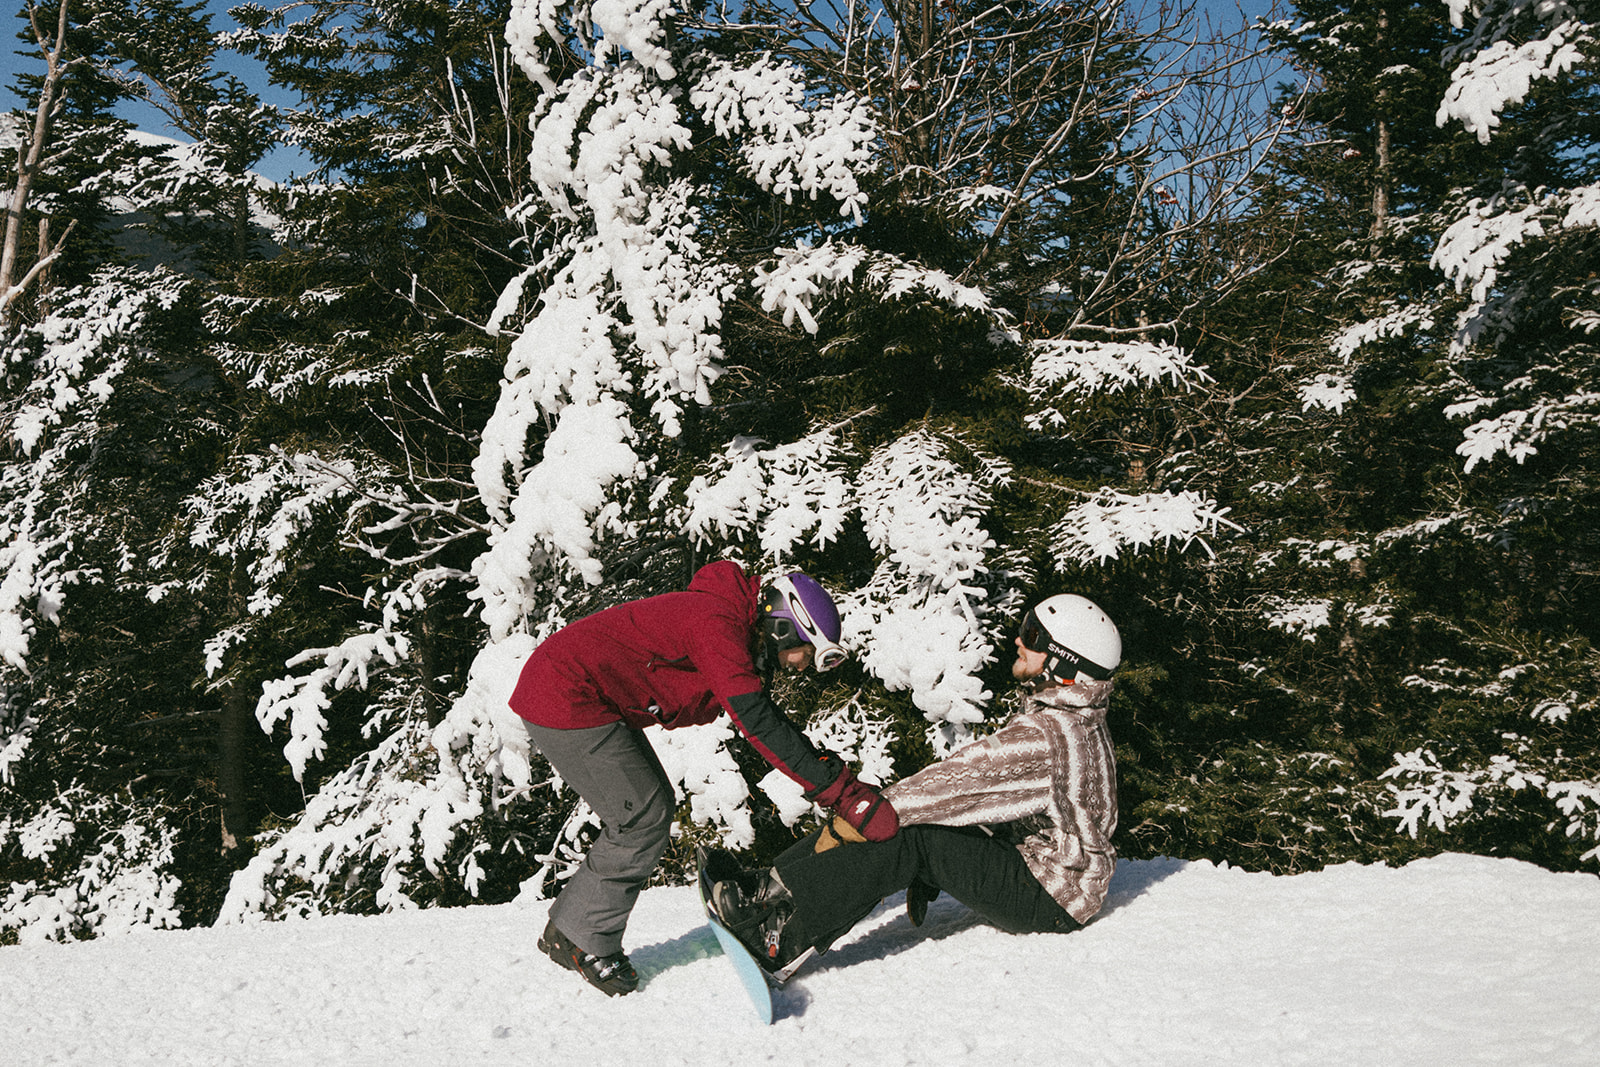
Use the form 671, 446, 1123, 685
707, 594, 1122, 978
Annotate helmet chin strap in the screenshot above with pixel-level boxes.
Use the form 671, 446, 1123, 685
753, 635, 776, 680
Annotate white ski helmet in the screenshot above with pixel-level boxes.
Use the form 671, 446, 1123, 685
1018, 594, 1122, 684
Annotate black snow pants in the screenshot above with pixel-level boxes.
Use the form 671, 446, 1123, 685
773, 823, 1080, 956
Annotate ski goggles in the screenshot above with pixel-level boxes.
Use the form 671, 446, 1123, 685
1018, 608, 1052, 655
766, 612, 849, 671
1018, 608, 1113, 682
813, 638, 849, 672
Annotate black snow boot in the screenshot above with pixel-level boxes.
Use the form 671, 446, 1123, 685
906, 879, 941, 926
538, 918, 639, 997
710, 867, 801, 972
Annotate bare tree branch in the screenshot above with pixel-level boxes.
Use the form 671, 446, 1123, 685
702, 0, 1302, 339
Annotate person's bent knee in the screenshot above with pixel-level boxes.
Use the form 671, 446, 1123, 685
613, 784, 674, 858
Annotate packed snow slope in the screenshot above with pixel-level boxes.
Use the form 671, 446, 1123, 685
4, 852, 1597, 1065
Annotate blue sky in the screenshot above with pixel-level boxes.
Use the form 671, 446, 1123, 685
2, 0, 1289, 183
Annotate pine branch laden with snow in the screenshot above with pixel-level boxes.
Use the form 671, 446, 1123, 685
1051, 489, 1243, 567
1370, 641, 1600, 869
1422, 184, 1600, 472
1437, 0, 1595, 144
255, 631, 413, 783
1382, 746, 1600, 865
219, 717, 465, 921
690, 55, 874, 223
472, 389, 644, 638
507, 0, 678, 92
6, 273, 174, 455
750, 242, 867, 333
0, 525, 46, 675
1297, 373, 1357, 415
845, 432, 1015, 746
1329, 304, 1436, 362
1245, 537, 1398, 650
1452, 391, 1600, 472
174, 449, 479, 790
179, 451, 363, 620
222, 635, 541, 921
1256, 592, 1396, 644
750, 241, 1005, 340
1431, 190, 1547, 306
0, 694, 35, 786
1261, 597, 1335, 642
0, 789, 183, 944
681, 430, 854, 561
1022, 339, 1213, 430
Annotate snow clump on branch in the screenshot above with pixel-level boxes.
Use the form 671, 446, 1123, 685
683, 429, 854, 560
752, 242, 1001, 336
1023, 339, 1212, 430
1437, 2, 1592, 143
846, 432, 1013, 743
1052, 489, 1243, 566
691, 56, 875, 222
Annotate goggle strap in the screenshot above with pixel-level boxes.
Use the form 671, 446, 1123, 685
1019, 610, 1112, 681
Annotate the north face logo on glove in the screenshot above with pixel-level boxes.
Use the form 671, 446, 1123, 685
804, 760, 899, 842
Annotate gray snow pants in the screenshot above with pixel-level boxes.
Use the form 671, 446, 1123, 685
524, 720, 675, 957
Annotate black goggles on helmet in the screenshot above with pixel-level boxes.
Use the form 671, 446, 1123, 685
1019, 608, 1113, 682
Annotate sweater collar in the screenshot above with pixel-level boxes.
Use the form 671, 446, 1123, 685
1026, 676, 1114, 712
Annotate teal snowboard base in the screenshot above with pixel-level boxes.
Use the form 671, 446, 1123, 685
696, 846, 775, 1025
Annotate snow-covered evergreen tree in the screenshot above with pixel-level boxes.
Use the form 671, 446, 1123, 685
0, 0, 262, 941
217, 0, 1275, 919
1369, 0, 1600, 866
0, 268, 203, 943
1141, 0, 1600, 873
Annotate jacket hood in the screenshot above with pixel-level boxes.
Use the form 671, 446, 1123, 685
687, 560, 760, 629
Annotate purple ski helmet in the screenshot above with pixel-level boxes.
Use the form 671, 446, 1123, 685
761, 572, 848, 671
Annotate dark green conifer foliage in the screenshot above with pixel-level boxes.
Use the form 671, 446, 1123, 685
8, 0, 1596, 941
1112, 1, 1600, 873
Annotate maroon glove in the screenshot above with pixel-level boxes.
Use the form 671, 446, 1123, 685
806, 759, 899, 842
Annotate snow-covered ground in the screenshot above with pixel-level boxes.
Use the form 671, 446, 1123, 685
4, 851, 1597, 1065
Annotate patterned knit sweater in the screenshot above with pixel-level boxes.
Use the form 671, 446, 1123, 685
882, 678, 1118, 924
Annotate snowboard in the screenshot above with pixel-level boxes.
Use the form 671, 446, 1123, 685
695, 846, 776, 1025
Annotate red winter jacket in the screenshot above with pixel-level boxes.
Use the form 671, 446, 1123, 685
509, 560, 836, 791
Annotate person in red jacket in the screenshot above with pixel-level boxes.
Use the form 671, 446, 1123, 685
512, 559, 897, 997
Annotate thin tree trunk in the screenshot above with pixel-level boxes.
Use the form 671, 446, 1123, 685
217, 565, 254, 853
1, 0, 74, 335
1370, 10, 1392, 241
1370, 118, 1391, 239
